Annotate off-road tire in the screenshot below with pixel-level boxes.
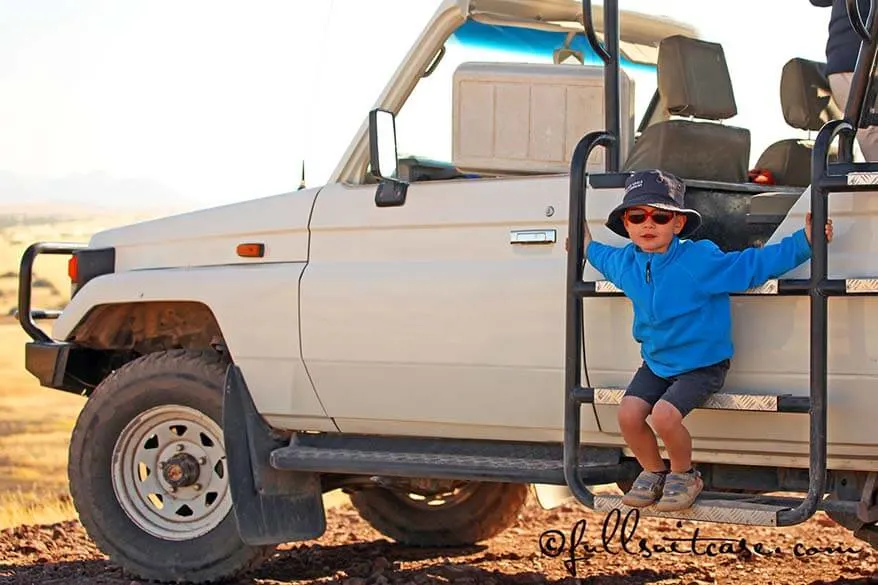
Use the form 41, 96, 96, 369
854, 523, 878, 549
68, 349, 275, 583
350, 481, 528, 546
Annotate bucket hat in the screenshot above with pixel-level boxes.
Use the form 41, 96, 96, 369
605, 169, 702, 239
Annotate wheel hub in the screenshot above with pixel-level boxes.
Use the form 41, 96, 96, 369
162, 453, 201, 488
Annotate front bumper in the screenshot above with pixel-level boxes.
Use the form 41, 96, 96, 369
25, 341, 81, 393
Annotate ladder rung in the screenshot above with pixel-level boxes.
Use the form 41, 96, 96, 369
591, 388, 808, 413
570, 386, 594, 403
575, 279, 878, 296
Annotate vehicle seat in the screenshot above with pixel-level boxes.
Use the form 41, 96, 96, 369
623, 35, 750, 182
753, 58, 841, 187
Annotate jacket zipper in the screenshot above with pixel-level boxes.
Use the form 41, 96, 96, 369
645, 258, 655, 323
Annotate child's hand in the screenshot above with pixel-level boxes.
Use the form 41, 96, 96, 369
805, 212, 833, 245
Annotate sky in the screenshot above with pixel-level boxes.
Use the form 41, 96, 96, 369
0, 1, 834, 212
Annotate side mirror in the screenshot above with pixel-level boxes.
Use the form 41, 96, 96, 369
368, 108, 408, 207
369, 108, 399, 180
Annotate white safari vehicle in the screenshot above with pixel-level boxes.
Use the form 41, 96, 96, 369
18, 0, 878, 581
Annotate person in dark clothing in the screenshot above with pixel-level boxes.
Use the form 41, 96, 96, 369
811, 0, 878, 159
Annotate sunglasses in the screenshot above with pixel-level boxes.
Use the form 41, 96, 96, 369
624, 208, 676, 225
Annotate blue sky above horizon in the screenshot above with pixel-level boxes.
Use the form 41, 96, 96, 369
0, 1, 833, 212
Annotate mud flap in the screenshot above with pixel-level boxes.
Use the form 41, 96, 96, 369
532, 484, 575, 510
223, 364, 326, 546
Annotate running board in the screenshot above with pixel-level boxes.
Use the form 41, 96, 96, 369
270, 433, 639, 486
587, 388, 809, 413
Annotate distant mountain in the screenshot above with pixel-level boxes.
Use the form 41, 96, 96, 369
0, 171, 196, 216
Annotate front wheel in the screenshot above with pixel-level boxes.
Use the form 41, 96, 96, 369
350, 481, 528, 546
68, 350, 274, 583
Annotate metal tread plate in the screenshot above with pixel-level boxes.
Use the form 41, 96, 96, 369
275, 445, 565, 471
593, 388, 781, 411
594, 494, 785, 526
846, 278, 878, 293
848, 171, 878, 185
591, 281, 777, 295
271, 444, 631, 485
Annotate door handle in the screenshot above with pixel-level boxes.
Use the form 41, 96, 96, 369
510, 229, 556, 244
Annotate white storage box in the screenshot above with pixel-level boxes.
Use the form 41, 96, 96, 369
452, 62, 635, 175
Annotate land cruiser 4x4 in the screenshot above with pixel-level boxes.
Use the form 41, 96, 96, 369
18, 0, 878, 582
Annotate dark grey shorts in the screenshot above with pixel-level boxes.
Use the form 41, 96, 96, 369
625, 359, 730, 418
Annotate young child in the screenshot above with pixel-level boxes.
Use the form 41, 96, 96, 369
584, 169, 834, 512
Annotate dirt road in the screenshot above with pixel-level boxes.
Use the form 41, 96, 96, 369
1, 496, 876, 585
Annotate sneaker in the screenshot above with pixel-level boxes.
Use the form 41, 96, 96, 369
654, 469, 703, 512
621, 470, 666, 507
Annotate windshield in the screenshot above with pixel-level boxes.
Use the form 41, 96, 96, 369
395, 19, 658, 165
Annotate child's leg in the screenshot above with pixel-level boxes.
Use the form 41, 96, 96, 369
651, 360, 730, 511
651, 359, 730, 470
618, 362, 671, 472
650, 400, 692, 473
618, 363, 672, 507
618, 396, 666, 472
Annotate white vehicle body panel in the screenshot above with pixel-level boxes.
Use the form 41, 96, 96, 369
300, 175, 593, 441
89, 188, 319, 270
53, 263, 334, 432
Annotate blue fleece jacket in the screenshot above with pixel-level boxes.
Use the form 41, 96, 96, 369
586, 229, 813, 378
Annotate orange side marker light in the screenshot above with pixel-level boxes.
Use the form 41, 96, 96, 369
237, 243, 265, 258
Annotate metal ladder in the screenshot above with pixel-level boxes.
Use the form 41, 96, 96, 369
563, 0, 878, 526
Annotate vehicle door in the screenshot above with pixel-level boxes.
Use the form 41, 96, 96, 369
299, 120, 600, 440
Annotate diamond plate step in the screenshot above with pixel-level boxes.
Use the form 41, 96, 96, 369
588, 388, 809, 413
594, 493, 794, 526
270, 434, 636, 485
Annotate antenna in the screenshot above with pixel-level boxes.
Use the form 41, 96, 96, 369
298, 161, 306, 190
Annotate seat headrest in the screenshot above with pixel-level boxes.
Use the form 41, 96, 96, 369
657, 35, 737, 120
780, 58, 841, 131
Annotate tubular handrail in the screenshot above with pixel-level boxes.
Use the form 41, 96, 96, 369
580, 0, 621, 172
564, 131, 616, 508
581, 0, 610, 63
776, 119, 854, 525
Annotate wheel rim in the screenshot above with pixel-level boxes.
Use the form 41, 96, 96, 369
111, 404, 232, 541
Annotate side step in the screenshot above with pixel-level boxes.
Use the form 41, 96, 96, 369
594, 491, 861, 527
590, 388, 809, 413
270, 433, 639, 486
594, 492, 798, 526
